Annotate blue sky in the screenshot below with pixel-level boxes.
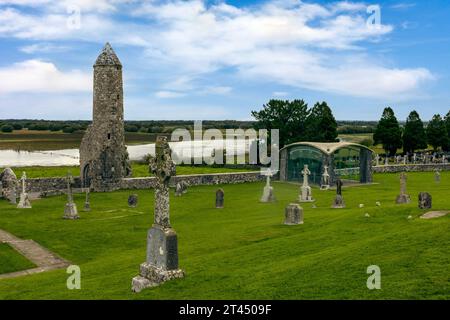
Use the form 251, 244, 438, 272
0, 0, 448, 121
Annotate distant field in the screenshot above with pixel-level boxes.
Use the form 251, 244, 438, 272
3, 164, 257, 179
0, 130, 158, 151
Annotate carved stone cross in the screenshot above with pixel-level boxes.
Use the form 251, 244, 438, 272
149, 136, 176, 228
301, 165, 311, 187
66, 172, 74, 203
20, 171, 27, 194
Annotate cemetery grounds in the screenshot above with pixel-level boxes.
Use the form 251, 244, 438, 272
0, 171, 448, 299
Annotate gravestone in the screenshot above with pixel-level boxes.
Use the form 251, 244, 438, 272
395, 172, 411, 204
284, 203, 304, 225
320, 165, 330, 190
83, 189, 91, 212
0, 168, 17, 204
260, 170, 276, 202
17, 172, 32, 209
299, 165, 314, 202
332, 179, 346, 208
385, 156, 389, 166
128, 194, 138, 207
132, 136, 184, 293
375, 154, 380, 166
216, 188, 224, 208
63, 172, 79, 219
418, 192, 432, 209
435, 170, 441, 183
175, 181, 188, 197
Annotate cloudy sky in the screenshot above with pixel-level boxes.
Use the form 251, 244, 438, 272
0, 0, 448, 120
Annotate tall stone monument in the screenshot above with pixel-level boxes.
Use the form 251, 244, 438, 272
320, 165, 330, 190
332, 179, 346, 208
132, 136, 184, 293
260, 169, 275, 202
17, 172, 32, 209
80, 43, 131, 192
299, 165, 314, 202
63, 172, 79, 219
395, 172, 411, 204
83, 188, 91, 212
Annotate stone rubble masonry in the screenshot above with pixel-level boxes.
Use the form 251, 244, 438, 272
373, 163, 450, 173
0, 172, 264, 198
79, 43, 131, 192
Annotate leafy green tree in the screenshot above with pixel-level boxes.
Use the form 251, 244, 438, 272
305, 101, 338, 142
426, 114, 449, 151
402, 110, 427, 154
373, 107, 402, 156
251, 99, 310, 147
444, 111, 450, 151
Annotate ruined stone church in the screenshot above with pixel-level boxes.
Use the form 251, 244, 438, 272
80, 43, 131, 191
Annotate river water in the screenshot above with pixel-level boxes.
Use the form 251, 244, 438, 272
0, 139, 253, 167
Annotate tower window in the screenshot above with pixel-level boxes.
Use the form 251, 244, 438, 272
107, 133, 111, 140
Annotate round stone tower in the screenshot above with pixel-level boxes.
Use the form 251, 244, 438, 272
80, 43, 131, 191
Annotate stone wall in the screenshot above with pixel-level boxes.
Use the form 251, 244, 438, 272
25, 177, 82, 194
120, 171, 264, 190
373, 163, 450, 173
18, 171, 263, 194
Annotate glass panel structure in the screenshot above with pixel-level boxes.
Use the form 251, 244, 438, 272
333, 146, 361, 181
287, 146, 323, 185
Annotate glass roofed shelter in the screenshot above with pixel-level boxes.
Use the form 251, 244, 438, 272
279, 142, 374, 185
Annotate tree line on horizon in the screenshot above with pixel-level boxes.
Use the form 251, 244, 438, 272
373, 107, 450, 156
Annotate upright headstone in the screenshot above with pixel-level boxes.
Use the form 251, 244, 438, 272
435, 170, 441, 183
418, 192, 432, 209
17, 172, 32, 209
132, 136, 184, 293
385, 156, 389, 166
320, 165, 331, 190
260, 170, 276, 202
216, 188, 224, 208
413, 153, 417, 164
299, 165, 314, 202
83, 188, 91, 212
284, 203, 304, 225
128, 194, 138, 207
395, 172, 411, 204
0, 168, 17, 204
332, 179, 346, 208
175, 181, 188, 197
375, 154, 380, 166
442, 155, 446, 164
63, 172, 79, 219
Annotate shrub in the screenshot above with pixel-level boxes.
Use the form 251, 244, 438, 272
0, 125, 14, 133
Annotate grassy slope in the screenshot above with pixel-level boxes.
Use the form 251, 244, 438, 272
0, 243, 35, 274
0, 172, 448, 299
5, 164, 256, 179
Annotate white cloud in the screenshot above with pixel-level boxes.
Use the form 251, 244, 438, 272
20, 42, 69, 53
0, 60, 91, 94
0, 0, 434, 99
155, 90, 185, 98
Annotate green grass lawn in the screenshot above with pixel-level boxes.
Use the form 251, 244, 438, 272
0, 172, 448, 299
0, 243, 35, 274
5, 164, 257, 179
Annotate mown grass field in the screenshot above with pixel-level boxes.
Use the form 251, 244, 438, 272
4, 164, 257, 179
0, 243, 36, 274
0, 172, 448, 299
